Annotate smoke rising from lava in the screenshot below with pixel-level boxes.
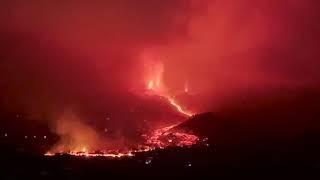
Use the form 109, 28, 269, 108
49, 110, 105, 153
0, 0, 320, 151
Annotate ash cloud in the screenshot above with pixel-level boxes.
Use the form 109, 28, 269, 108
0, 0, 320, 144
156, 0, 320, 110
0, 1, 195, 146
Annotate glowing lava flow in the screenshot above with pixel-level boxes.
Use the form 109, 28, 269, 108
45, 151, 134, 158
144, 124, 199, 148
45, 59, 199, 158
45, 125, 199, 158
167, 97, 193, 117
146, 74, 194, 117
44, 103, 197, 159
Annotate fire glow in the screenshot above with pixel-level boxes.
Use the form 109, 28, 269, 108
167, 97, 193, 117
145, 60, 193, 117
45, 58, 199, 158
45, 124, 199, 158
147, 80, 193, 117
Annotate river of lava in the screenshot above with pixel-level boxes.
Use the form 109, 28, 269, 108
45, 124, 199, 158
45, 60, 199, 158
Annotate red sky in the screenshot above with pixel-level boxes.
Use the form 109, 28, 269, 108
0, 0, 319, 129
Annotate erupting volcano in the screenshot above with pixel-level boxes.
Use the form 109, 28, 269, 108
145, 59, 193, 117
2, 1, 320, 177
45, 56, 200, 158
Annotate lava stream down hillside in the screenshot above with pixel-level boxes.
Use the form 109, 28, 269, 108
45, 96, 199, 158
45, 60, 201, 158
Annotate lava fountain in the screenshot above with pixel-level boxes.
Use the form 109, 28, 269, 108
145, 59, 193, 117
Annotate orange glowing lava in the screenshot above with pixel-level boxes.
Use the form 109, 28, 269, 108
145, 60, 194, 117
146, 77, 193, 117
145, 59, 164, 93
45, 57, 198, 158
147, 80, 154, 90
167, 97, 193, 117
45, 124, 199, 158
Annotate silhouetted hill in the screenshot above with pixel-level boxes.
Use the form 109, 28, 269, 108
173, 112, 216, 136
173, 112, 244, 145
176, 87, 320, 142
171, 89, 320, 168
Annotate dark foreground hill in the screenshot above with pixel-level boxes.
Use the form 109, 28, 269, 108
171, 89, 320, 170
2, 89, 320, 178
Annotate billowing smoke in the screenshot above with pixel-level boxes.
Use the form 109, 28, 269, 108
0, 0, 319, 150
155, 0, 320, 110
0, 1, 196, 150
49, 110, 105, 153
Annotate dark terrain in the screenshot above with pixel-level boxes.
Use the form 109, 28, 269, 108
1, 89, 320, 178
